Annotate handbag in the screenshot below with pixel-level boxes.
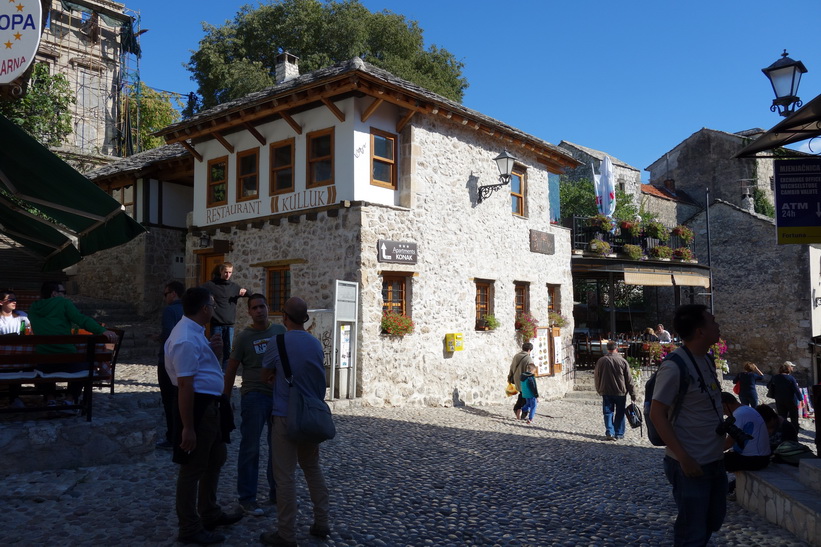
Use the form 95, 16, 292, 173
276, 335, 336, 444
505, 383, 518, 397
625, 402, 643, 433
732, 379, 740, 395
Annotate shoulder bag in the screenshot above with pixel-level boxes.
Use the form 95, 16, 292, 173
276, 334, 336, 444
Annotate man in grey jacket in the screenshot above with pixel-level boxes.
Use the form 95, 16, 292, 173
594, 341, 636, 441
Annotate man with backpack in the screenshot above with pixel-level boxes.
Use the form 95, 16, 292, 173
649, 304, 726, 546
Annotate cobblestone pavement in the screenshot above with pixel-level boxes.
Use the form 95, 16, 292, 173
0, 362, 816, 546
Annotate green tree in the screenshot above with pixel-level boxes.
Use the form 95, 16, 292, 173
0, 63, 74, 147
187, 0, 468, 110
559, 178, 638, 221
123, 84, 181, 152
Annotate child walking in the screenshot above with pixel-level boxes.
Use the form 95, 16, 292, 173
520, 363, 539, 423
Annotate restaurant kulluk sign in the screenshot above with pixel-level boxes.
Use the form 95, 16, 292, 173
774, 159, 821, 244
0, 0, 42, 85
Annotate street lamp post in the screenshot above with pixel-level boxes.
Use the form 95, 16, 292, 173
762, 49, 808, 117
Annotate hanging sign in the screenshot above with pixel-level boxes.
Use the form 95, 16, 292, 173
774, 158, 821, 244
0, 0, 42, 85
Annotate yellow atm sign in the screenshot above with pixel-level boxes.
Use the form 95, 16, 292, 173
774, 159, 821, 244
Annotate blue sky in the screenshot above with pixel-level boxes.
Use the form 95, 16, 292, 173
130, 0, 821, 181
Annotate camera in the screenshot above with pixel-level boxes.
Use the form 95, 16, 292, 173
716, 415, 754, 444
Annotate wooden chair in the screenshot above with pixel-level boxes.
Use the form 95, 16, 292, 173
93, 327, 124, 394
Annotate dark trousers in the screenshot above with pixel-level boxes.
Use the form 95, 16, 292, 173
513, 393, 526, 412
775, 399, 799, 430
176, 401, 227, 536
724, 452, 769, 472
158, 361, 177, 442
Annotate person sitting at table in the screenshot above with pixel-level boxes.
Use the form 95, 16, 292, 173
0, 289, 30, 335
27, 281, 119, 412
641, 327, 658, 342
655, 324, 672, 343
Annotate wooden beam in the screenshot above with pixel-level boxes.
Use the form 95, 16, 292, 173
213, 132, 235, 154
279, 111, 302, 135
243, 122, 267, 145
396, 110, 415, 133
361, 98, 383, 123
321, 98, 345, 122
179, 141, 203, 162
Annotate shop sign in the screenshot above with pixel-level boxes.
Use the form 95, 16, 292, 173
377, 240, 417, 264
0, 0, 42, 84
774, 158, 821, 244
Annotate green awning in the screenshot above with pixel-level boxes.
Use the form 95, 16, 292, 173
0, 114, 146, 271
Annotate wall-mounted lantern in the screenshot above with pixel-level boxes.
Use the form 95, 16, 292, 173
762, 50, 807, 117
199, 231, 211, 248
477, 150, 518, 203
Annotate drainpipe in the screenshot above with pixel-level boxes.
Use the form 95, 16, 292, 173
706, 188, 714, 313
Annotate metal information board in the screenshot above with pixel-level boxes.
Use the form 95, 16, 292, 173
774, 158, 821, 244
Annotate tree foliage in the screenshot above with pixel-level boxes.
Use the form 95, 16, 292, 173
187, 0, 468, 110
0, 63, 74, 147
559, 178, 638, 221
123, 84, 181, 152
752, 188, 775, 218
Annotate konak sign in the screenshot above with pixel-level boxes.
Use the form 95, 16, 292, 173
0, 0, 41, 85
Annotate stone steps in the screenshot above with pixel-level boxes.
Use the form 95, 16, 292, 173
737, 458, 821, 546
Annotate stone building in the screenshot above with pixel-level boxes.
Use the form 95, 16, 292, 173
689, 200, 815, 384
646, 127, 773, 211
84, 56, 581, 406
558, 141, 642, 197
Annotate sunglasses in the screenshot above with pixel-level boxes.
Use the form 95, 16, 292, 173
2, 298, 16, 302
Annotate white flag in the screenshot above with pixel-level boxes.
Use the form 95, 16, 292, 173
593, 155, 616, 217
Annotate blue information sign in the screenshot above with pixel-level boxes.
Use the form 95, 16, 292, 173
774, 158, 821, 244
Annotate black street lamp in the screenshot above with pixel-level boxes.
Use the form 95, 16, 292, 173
762, 49, 808, 117
477, 150, 518, 203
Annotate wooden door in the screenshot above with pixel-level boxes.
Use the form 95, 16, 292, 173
199, 253, 225, 285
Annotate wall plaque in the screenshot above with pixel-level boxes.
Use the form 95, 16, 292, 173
377, 240, 417, 264
530, 230, 555, 255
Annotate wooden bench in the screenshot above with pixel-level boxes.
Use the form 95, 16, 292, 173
0, 334, 116, 421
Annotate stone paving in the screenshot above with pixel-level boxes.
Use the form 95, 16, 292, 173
0, 361, 816, 546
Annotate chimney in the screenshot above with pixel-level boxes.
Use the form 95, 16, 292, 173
275, 52, 299, 84
741, 195, 755, 213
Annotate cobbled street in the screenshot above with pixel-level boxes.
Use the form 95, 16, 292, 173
0, 362, 815, 546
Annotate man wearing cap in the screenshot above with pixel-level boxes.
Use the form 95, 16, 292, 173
767, 361, 802, 430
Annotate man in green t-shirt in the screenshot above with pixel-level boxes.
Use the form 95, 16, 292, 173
223, 294, 285, 516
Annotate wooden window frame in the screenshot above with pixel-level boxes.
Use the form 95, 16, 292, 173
207, 156, 228, 207
236, 147, 260, 202
269, 138, 295, 195
370, 128, 397, 189
475, 280, 493, 330
382, 274, 407, 316
511, 167, 526, 217
266, 266, 291, 316
514, 282, 530, 315
306, 127, 334, 188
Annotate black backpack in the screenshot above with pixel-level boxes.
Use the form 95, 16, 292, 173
643, 353, 690, 446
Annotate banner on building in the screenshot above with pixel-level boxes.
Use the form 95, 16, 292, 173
0, 0, 42, 85
774, 158, 821, 244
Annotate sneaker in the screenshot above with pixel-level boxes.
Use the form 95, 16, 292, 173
309, 524, 330, 539
240, 501, 264, 516
605, 434, 616, 441
259, 531, 297, 546
177, 529, 225, 545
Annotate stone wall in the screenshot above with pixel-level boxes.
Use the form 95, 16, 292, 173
690, 201, 812, 383
72, 226, 186, 317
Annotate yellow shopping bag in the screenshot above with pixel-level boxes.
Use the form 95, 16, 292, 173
505, 383, 518, 397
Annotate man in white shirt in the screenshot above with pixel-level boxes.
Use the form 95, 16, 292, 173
720, 392, 770, 472
656, 324, 672, 343
165, 287, 242, 545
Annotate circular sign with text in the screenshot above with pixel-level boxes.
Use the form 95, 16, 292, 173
0, 0, 42, 85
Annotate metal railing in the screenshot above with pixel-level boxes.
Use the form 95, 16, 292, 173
571, 216, 696, 258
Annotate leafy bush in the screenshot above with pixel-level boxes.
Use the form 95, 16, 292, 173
623, 244, 644, 260
644, 221, 670, 242
381, 312, 414, 336
672, 247, 693, 261
548, 311, 569, 328
649, 245, 673, 259
589, 238, 611, 255
671, 225, 694, 245
515, 311, 539, 341
482, 314, 500, 330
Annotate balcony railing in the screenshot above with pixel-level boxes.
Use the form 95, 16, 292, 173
571, 216, 696, 261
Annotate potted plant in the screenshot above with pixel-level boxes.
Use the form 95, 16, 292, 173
547, 311, 569, 329
672, 247, 694, 261
644, 220, 670, 242
380, 311, 415, 336
515, 311, 539, 341
618, 219, 642, 237
482, 314, 500, 330
588, 237, 611, 256
671, 225, 694, 245
649, 245, 673, 259
588, 214, 615, 232
622, 244, 644, 260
